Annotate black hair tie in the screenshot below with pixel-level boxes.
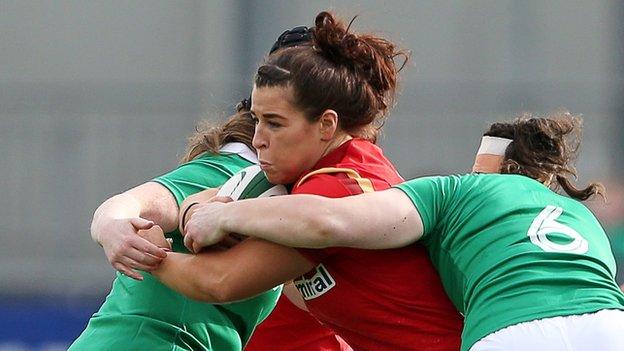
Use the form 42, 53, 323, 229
269, 26, 313, 54
239, 98, 251, 111
241, 26, 314, 111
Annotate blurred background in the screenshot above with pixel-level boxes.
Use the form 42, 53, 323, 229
1, 1, 623, 349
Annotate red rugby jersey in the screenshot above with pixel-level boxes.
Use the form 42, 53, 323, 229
291, 139, 463, 351
245, 295, 352, 351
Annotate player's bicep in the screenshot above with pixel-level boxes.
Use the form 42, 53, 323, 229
395, 176, 457, 239
331, 188, 424, 249
124, 182, 179, 232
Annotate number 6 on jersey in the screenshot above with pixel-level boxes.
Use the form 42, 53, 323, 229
527, 205, 589, 254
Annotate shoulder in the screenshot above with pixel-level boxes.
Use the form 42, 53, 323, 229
165, 153, 251, 181
292, 171, 355, 198
401, 174, 464, 190
152, 153, 253, 202
293, 167, 377, 197
187, 151, 251, 168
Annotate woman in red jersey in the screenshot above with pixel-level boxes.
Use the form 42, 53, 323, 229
151, 11, 463, 351
241, 25, 353, 351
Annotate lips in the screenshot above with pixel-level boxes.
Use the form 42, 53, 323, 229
259, 161, 271, 171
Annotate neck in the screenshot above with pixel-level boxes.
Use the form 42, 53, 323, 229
320, 133, 353, 159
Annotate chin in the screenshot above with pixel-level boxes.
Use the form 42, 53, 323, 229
263, 170, 296, 186
263, 171, 286, 185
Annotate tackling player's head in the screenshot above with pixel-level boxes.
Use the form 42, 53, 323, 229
477, 110, 605, 201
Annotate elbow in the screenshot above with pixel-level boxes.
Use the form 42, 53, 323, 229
309, 205, 348, 248
312, 218, 335, 248
90, 201, 111, 243
89, 215, 100, 243
195, 281, 235, 304
192, 263, 238, 303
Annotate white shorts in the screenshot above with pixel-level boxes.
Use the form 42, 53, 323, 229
470, 309, 624, 351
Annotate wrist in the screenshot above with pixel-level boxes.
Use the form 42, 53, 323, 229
181, 202, 200, 233
218, 203, 235, 237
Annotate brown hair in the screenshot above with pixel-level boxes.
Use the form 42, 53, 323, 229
484, 111, 606, 201
180, 102, 255, 163
254, 11, 409, 143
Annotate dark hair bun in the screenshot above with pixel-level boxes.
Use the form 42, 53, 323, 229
313, 11, 408, 99
254, 11, 408, 143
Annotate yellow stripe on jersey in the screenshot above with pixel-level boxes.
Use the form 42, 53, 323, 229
296, 167, 375, 193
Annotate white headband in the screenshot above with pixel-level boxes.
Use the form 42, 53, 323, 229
477, 136, 513, 156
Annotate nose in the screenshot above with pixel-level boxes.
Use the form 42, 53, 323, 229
252, 124, 268, 150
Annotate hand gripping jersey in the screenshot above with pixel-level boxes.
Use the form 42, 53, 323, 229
396, 173, 624, 351
69, 148, 282, 351
291, 139, 463, 351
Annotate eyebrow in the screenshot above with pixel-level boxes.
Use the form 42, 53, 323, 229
251, 111, 287, 120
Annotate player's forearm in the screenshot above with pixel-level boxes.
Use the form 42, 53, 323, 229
91, 193, 142, 244
218, 195, 345, 248
219, 190, 421, 250
152, 251, 265, 303
153, 238, 312, 303
151, 252, 222, 302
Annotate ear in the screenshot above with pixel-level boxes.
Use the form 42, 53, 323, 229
318, 109, 339, 141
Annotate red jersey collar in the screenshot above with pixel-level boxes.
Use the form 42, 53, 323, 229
293, 138, 384, 185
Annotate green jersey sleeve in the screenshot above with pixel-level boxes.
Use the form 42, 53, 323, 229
153, 153, 252, 206
395, 175, 459, 241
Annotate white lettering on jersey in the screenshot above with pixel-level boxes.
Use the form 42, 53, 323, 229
527, 205, 588, 254
294, 264, 336, 301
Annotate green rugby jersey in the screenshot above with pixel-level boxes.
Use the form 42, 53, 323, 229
396, 174, 624, 351
70, 151, 282, 351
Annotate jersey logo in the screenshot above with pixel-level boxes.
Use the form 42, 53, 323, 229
527, 205, 589, 254
293, 264, 336, 301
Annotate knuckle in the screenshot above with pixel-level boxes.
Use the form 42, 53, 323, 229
119, 241, 132, 251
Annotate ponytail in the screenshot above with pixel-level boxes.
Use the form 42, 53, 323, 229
484, 111, 606, 201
